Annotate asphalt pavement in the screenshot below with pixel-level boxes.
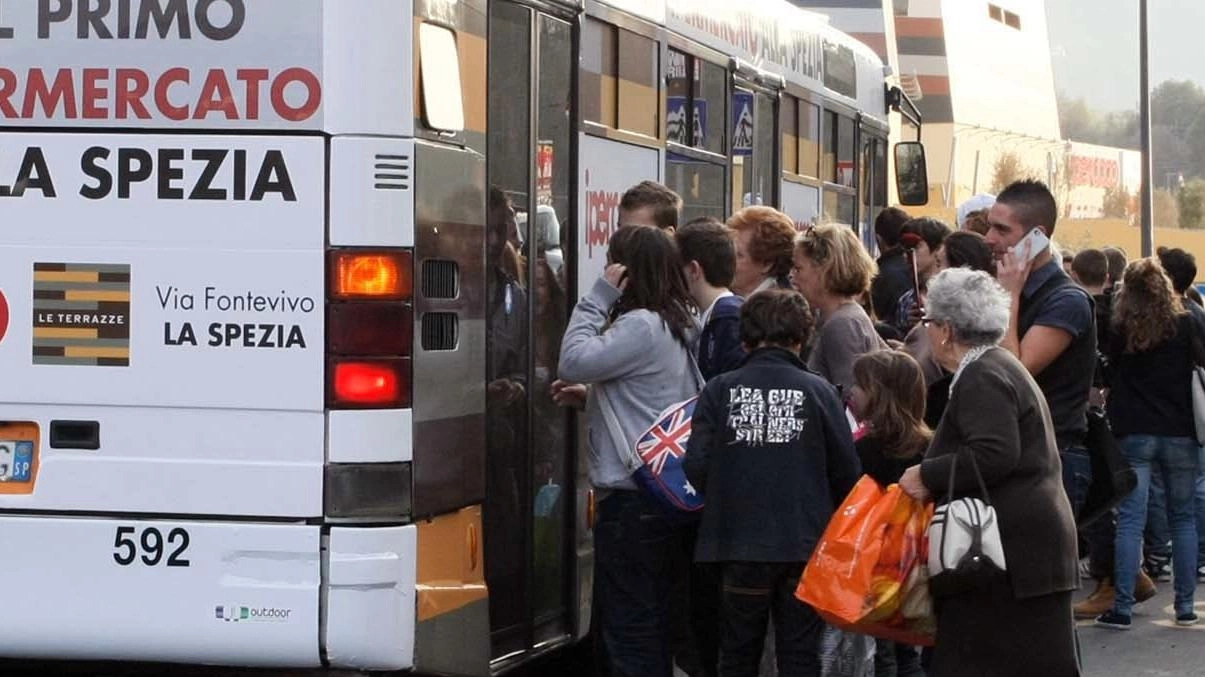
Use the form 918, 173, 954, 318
1077, 579, 1205, 677
3, 583, 1204, 676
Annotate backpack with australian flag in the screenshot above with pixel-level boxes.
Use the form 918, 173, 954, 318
595, 346, 706, 516
633, 395, 703, 513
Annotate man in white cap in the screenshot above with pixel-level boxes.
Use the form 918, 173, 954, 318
957, 193, 996, 230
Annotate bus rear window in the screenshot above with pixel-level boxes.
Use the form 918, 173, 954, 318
419, 23, 465, 132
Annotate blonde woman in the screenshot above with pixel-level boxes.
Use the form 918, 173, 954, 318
791, 224, 887, 393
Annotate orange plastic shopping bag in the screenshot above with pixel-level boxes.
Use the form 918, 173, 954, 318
796, 475, 936, 646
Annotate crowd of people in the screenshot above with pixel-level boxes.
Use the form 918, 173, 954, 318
553, 178, 1204, 677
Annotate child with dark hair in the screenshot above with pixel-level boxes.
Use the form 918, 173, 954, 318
677, 217, 745, 379
684, 289, 861, 677
848, 349, 931, 677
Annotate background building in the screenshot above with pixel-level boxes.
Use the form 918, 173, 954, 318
1065, 141, 1142, 219
895, 0, 1064, 208
800, 0, 1139, 220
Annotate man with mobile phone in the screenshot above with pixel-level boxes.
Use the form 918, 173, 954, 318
987, 180, 1096, 522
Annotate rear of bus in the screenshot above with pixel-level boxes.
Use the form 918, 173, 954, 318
0, 1, 489, 671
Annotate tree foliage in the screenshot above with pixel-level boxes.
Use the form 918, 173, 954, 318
1101, 186, 1131, 219
1057, 93, 1139, 149
1178, 179, 1205, 230
1059, 81, 1205, 181
1154, 188, 1180, 229
991, 152, 1036, 194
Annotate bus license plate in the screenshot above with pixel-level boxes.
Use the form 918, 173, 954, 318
0, 440, 34, 483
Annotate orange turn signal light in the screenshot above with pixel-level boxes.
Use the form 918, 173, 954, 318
331, 251, 412, 300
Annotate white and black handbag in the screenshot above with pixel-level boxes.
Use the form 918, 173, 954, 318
1186, 317, 1205, 445
926, 449, 1007, 598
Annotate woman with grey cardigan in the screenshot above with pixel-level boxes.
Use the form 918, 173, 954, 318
790, 224, 887, 395
554, 225, 700, 677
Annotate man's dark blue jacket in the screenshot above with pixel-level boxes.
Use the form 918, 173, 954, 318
683, 347, 861, 563
697, 294, 745, 381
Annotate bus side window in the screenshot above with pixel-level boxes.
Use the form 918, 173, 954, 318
800, 102, 820, 179
617, 29, 659, 138
419, 23, 466, 132
582, 18, 659, 139
781, 96, 799, 174
822, 110, 838, 184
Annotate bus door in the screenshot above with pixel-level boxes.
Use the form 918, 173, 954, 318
730, 77, 781, 214
485, 0, 577, 663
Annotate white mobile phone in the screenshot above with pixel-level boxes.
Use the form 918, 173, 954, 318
1017, 227, 1050, 262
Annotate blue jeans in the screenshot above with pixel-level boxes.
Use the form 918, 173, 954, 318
1113, 435, 1201, 616
1061, 446, 1092, 519
1197, 458, 1205, 566
1150, 449, 1205, 566
595, 490, 681, 677
1145, 470, 1172, 562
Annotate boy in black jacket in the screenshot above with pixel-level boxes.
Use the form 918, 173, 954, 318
684, 289, 861, 677
677, 218, 745, 380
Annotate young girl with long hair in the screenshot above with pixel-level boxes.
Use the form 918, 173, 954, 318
849, 350, 932, 485
848, 349, 932, 676
556, 225, 700, 677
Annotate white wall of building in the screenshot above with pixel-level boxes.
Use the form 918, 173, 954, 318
923, 123, 1063, 208
942, 0, 1060, 140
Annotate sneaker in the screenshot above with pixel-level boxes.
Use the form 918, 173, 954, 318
1135, 570, 1158, 603
1075, 579, 1115, 619
1095, 610, 1132, 630
1144, 553, 1172, 582
1176, 612, 1199, 627
1078, 557, 1093, 579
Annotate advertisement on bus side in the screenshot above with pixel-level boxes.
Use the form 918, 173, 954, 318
577, 134, 661, 297
0, 132, 325, 411
0, 0, 325, 129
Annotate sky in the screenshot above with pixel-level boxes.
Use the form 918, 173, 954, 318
1045, 0, 1205, 112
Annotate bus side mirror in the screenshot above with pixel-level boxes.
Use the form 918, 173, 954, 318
894, 142, 929, 206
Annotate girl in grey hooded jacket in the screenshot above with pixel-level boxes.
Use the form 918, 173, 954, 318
559, 226, 701, 490
556, 225, 699, 677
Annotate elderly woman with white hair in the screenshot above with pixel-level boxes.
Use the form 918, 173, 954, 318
899, 268, 1079, 677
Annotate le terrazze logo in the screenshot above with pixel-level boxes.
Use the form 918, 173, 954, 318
214, 605, 292, 623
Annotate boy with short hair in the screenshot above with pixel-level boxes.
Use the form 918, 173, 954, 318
684, 289, 861, 677
676, 217, 745, 380
620, 180, 682, 231
1071, 248, 1109, 295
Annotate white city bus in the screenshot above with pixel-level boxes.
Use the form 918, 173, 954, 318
0, 0, 922, 673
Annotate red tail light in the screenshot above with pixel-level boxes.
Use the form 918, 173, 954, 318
329, 359, 411, 408
326, 247, 414, 410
